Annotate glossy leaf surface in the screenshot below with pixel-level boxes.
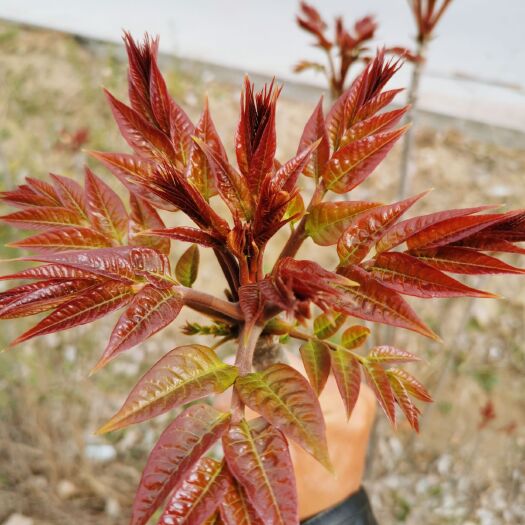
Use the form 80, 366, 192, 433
299, 339, 331, 395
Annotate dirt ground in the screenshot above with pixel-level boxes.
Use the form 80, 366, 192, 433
0, 22, 523, 525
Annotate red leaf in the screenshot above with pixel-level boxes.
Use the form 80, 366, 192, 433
147, 226, 222, 248
297, 97, 329, 179
330, 349, 361, 419
128, 194, 170, 254
272, 140, 319, 193
93, 285, 183, 372
363, 359, 396, 425
84, 167, 128, 242
337, 265, 440, 340
299, 339, 331, 395
50, 174, 88, 219
306, 200, 382, 246
0, 279, 95, 319
368, 346, 420, 363
96, 345, 237, 433
387, 372, 421, 432
407, 213, 513, 250
9, 280, 134, 347
169, 99, 195, 168
235, 77, 279, 193
368, 252, 496, 298
235, 363, 331, 469
9, 227, 112, 252
323, 126, 408, 194
223, 418, 298, 525
376, 205, 498, 253
187, 98, 225, 200
158, 458, 229, 525
104, 89, 175, 159
148, 55, 172, 134
194, 137, 254, 220
129, 404, 230, 525
0, 207, 84, 230
25, 177, 61, 205
337, 192, 427, 266
0, 264, 100, 282
387, 368, 432, 402
1, 184, 59, 208
341, 325, 370, 349
219, 475, 264, 525
413, 246, 525, 275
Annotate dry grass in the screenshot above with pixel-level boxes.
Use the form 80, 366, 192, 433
0, 21, 524, 524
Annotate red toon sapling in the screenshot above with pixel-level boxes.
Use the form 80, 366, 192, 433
2, 32, 525, 524
294, 1, 419, 100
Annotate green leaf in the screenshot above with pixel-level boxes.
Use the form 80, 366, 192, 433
313, 311, 346, 339
235, 364, 331, 469
96, 345, 238, 433
341, 325, 370, 350
176, 244, 200, 287
223, 418, 297, 525
299, 340, 331, 395
130, 404, 230, 525
305, 201, 382, 246
330, 349, 361, 420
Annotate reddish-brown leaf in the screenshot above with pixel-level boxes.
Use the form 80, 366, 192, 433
323, 126, 408, 194
187, 99, 224, 200
129, 404, 230, 525
368, 346, 420, 363
0, 206, 84, 230
299, 339, 331, 395
297, 97, 329, 179
368, 252, 496, 298
128, 194, 170, 254
330, 348, 361, 419
387, 368, 432, 402
341, 325, 370, 349
169, 99, 195, 168
50, 174, 88, 220
363, 359, 396, 425
84, 167, 128, 242
337, 265, 440, 340
337, 192, 427, 266
306, 201, 382, 246
93, 285, 183, 371
0, 264, 100, 282
272, 140, 319, 193
9, 227, 112, 252
313, 311, 347, 339
376, 205, 498, 253
147, 226, 222, 248
235, 363, 331, 469
387, 372, 421, 432
413, 246, 525, 275
223, 418, 298, 525
407, 213, 513, 250
104, 89, 175, 159
220, 475, 264, 525
0, 279, 96, 319
96, 345, 237, 433
10, 280, 134, 347
158, 458, 229, 525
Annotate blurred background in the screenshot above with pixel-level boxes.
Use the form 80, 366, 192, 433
0, 1, 523, 524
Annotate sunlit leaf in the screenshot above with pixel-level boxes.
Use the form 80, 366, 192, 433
299, 339, 331, 395
96, 345, 238, 433
330, 348, 361, 419
223, 418, 298, 525
220, 475, 264, 525
130, 404, 230, 525
368, 346, 420, 363
362, 359, 396, 425
341, 325, 370, 349
313, 311, 346, 339
235, 363, 331, 469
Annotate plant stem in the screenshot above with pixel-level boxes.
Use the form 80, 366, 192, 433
278, 183, 325, 261
181, 287, 243, 323
398, 38, 427, 199
213, 248, 240, 299
231, 323, 264, 421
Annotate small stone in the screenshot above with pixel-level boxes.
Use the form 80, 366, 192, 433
105, 497, 121, 518
3, 515, 34, 525
56, 479, 77, 500
84, 443, 117, 462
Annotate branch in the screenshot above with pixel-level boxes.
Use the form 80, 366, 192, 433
181, 287, 243, 323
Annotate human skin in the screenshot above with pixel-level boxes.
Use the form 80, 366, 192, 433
214, 352, 377, 520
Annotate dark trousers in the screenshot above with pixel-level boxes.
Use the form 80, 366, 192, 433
301, 487, 378, 525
